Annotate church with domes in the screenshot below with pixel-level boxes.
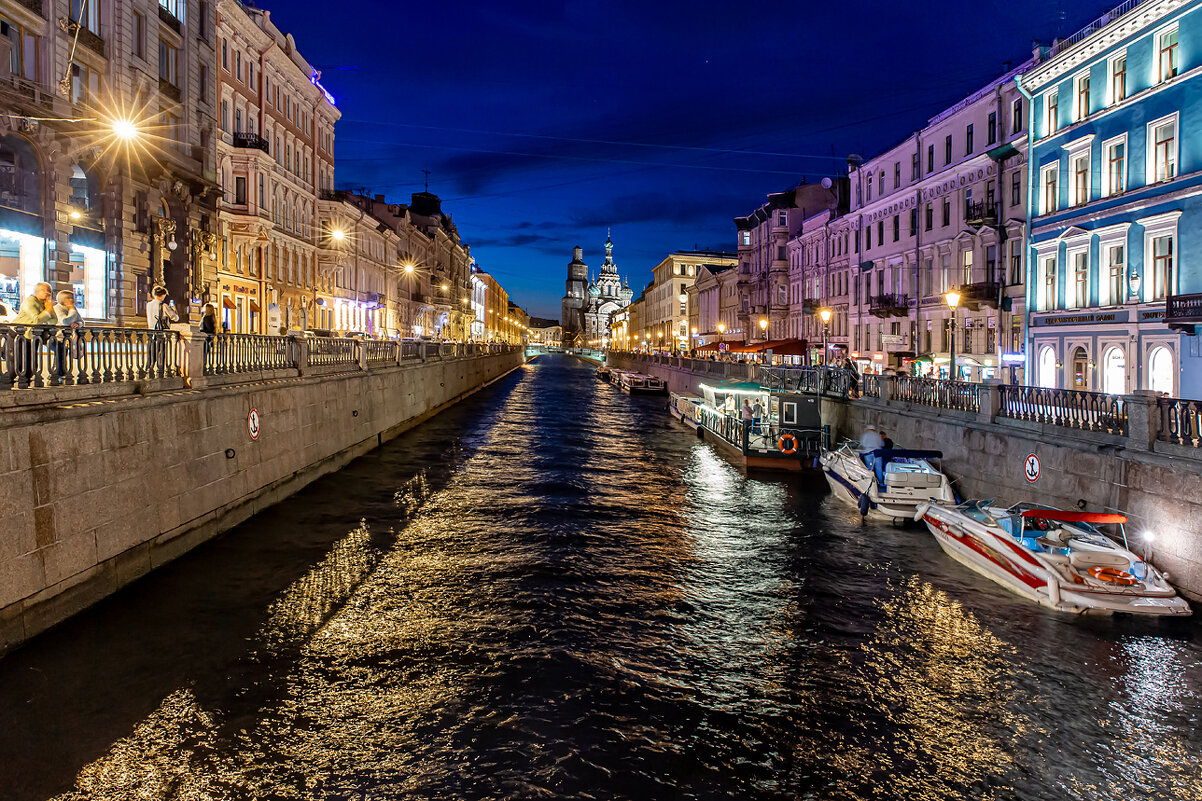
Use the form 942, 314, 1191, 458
560, 236, 633, 347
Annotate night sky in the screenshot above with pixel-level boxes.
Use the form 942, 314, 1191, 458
262, 0, 1116, 319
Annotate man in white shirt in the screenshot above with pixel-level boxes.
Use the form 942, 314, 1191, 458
146, 285, 178, 374
860, 425, 886, 452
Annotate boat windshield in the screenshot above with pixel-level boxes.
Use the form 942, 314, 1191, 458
956, 500, 996, 524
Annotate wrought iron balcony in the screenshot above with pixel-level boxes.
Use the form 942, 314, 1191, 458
17, 0, 42, 14
158, 4, 182, 34
964, 200, 998, 227
869, 293, 909, 318
1166, 292, 1202, 333
232, 132, 270, 154
958, 280, 1003, 310
158, 78, 181, 102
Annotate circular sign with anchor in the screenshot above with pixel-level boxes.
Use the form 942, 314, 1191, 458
1024, 453, 1040, 483
248, 408, 261, 441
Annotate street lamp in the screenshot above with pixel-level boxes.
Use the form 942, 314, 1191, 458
690, 326, 698, 355
945, 289, 961, 381
819, 307, 832, 366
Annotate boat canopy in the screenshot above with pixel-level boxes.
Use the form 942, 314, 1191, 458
1018, 509, 1128, 524
865, 449, 943, 460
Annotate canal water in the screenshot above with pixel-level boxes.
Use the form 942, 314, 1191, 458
1, 354, 1200, 800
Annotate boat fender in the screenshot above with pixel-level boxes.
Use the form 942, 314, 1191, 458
778, 434, 799, 455
1088, 566, 1139, 586
858, 493, 871, 517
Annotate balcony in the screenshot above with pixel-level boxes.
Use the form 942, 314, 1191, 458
1167, 292, 1202, 333
319, 189, 348, 202
958, 280, 1003, 310
158, 4, 182, 34
17, 0, 42, 14
232, 132, 270, 154
869, 293, 909, 318
159, 78, 181, 102
964, 200, 998, 228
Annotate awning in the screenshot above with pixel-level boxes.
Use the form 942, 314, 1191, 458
694, 342, 724, 352
249, 299, 261, 313
222, 296, 236, 309
737, 338, 809, 356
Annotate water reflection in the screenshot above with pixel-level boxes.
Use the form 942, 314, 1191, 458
1, 355, 1198, 801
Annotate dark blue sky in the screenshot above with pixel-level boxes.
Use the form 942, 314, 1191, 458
263, 0, 1115, 319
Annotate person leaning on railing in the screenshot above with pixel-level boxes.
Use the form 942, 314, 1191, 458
11, 282, 54, 382
54, 290, 83, 379
200, 303, 217, 365
145, 286, 179, 374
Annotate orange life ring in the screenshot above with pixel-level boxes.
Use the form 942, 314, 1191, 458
778, 434, 798, 455
1088, 566, 1138, 586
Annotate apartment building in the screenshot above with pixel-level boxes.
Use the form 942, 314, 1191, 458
642, 249, 736, 352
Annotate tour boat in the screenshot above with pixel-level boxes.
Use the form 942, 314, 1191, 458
668, 392, 703, 431
821, 443, 956, 522
914, 502, 1192, 616
617, 371, 668, 395
596, 364, 612, 382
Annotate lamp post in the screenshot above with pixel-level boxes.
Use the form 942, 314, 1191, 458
717, 322, 727, 358
690, 326, 698, 355
945, 290, 961, 381
819, 307, 832, 366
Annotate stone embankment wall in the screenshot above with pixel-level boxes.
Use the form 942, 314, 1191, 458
0, 351, 523, 653
610, 353, 1202, 601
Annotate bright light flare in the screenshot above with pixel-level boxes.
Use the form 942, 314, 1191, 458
112, 118, 139, 141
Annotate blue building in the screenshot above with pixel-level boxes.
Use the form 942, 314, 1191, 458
1020, 0, 1202, 398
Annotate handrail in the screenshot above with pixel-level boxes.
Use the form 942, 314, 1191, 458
204, 333, 296, 375
893, 377, 981, 413
0, 324, 182, 389
998, 384, 1127, 435
1158, 397, 1202, 446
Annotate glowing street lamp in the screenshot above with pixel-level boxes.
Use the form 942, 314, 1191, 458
818, 307, 832, 366
112, 117, 139, 142
945, 289, 961, 380
330, 228, 346, 242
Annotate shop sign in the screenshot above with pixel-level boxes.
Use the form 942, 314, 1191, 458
1035, 311, 1122, 326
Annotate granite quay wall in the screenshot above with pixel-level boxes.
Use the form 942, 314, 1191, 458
610, 352, 1202, 602
0, 340, 524, 655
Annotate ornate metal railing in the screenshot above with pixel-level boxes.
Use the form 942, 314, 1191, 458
0, 325, 182, 389
1052, 0, 1147, 55
760, 366, 850, 397
862, 374, 882, 399
1166, 292, 1202, 326
231, 132, 270, 154
400, 341, 419, 360
998, 385, 1127, 435
364, 340, 397, 365
204, 334, 295, 375
869, 293, 909, 317
893, 377, 981, 413
307, 336, 359, 367
1158, 397, 1202, 447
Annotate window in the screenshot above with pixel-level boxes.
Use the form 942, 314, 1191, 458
1009, 240, 1023, 285
133, 11, 145, 58
962, 250, 973, 283
199, 0, 209, 38
927, 144, 935, 173
941, 197, 950, 227
1039, 346, 1058, 388
234, 176, 246, 205
1042, 255, 1058, 311
911, 153, 920, 180
221, 39, 227, 70
877, 220, 884, 245
966, 124, 974, 154
1159, 27, 1179, 82
1151, 235, 1174, 300
1011, 171, 1022, 206
894, 162, 900, 188
1071, 250, 1088, 308
234, 108, 241, 133
987, 112, 997, 145
866, 227, 872, 250
741, 231, 750, 246
892, 215, 899, 242
1110, 53, 1127, 104
1103, 347, 1126, 395
1041, 163, 1059, 215
1045, 90, 1058, 137
158, 39, 178, 86
236, 51, 242, 82
1012, 97, 1023, 134
1106, 245, 1125, 306
1150, 116, 1177, 182
909, 208, 918, 236
925, 203, 933, 231
258, 173, 264, 207
70, 62, 100, 106
1071, 152, 1089, 207
160, 0, 185, 23
945, 134, 952, 164
1075, 72, 1090, 121
1104, 136, 1126, 196
220, 100, 228, 132
70, 0, 98, 32
199, 65, 208, 102
866, 173, 873, 201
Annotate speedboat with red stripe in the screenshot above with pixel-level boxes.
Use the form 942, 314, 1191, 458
914, 501, 1191, 616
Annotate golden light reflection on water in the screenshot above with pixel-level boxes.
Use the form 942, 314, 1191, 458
819, 575, 1034, 800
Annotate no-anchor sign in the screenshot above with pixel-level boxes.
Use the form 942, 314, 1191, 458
248, 408, 261, 440
1024, 453, 1040, 483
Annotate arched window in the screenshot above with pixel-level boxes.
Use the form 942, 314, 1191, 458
1071, 347, 1089, 390
0, 134, 41, 214
1102, 347, 1125, 395
69, 164, 99, 213
1149, 346, 1175, 395
1038, 346, 1058, 389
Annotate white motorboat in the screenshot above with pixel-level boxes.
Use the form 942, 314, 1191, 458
617, 371, 667, 395
668, 392, 703, 431
822, 442, 956, 522
915, 501, 1192, 617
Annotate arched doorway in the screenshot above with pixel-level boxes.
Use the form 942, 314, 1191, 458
1071, 347, 1089, 390
1038, 346, 1058, 388
1149, 346, 1175, 395
1102, 347, 1126, 395
0, 134, 41, 214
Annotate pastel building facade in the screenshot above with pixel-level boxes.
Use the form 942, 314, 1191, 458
1021, 0, 1202, 398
